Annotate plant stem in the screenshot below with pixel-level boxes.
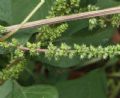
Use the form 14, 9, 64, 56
6, 58, 23, 68
19, 46, 47, 53
5, 6, 120, 33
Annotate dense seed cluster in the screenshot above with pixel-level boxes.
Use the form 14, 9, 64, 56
37, 0, 81, 44
45, 43, 120, 60
0, 60, 26, 81
1, 40, 120, 61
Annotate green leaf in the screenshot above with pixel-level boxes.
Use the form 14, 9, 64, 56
0, 0, 55, 44
96, 0, 120, 8
59, 26, 115, 45
56, 69, 107, 98
0, 0, 54, 24
0, 80, 12, 98
80, 0, 98, 7
0, 80, 58, 98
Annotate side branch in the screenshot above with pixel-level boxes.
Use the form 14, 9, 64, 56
6, 6, 120, 32
19, 47, 47, 53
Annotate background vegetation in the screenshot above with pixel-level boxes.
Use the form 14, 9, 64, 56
0, 0, 120, 98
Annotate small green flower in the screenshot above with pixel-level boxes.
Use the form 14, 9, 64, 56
1, 60, 26, 80
14, 49, 24, 58
0, 25, 7, 34
37, 0, 81, 45
26, 42, 41, 56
